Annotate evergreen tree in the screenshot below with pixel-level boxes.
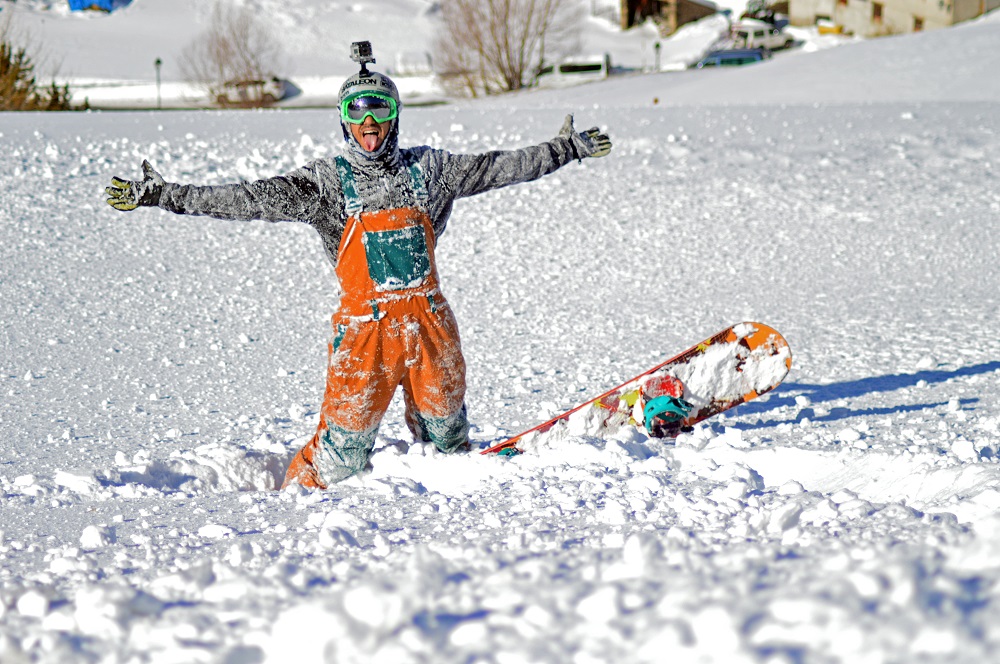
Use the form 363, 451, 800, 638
0, 26, 74, 110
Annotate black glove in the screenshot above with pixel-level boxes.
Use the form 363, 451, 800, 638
106, 160, 164, 211
558, 114, 613, 159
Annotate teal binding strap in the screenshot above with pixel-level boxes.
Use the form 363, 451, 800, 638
334, 156, 363, 216
643, 395, 694, 429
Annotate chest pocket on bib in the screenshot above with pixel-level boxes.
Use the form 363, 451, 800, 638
362, 225, 431, 292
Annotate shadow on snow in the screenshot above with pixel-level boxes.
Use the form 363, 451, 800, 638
733, 361, 1000, 427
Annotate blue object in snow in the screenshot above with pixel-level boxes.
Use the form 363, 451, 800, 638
67, 0, 132, 12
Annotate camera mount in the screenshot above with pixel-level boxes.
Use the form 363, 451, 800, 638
351, 41, 376, 76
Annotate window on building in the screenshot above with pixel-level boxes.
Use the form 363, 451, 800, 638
872, 2, 883, 20
914, 16, 924, 30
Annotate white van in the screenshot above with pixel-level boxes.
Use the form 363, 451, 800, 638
535, 54, 611, 89
732, 19, 794, 50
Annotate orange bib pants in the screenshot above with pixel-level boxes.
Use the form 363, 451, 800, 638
282, 201, 469, 488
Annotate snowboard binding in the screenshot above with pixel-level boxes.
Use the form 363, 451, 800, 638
639, 375, 693, 438
643, 395, 694, 437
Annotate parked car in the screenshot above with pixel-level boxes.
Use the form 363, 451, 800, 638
740, 9, 791, 30
695, 48, 772, 68
817, 18, 845, 34
535, 54, 611, 89
732, 18, 794, 50
215, 77, 288, 108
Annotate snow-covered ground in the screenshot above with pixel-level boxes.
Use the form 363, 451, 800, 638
2, 1, 1000, 662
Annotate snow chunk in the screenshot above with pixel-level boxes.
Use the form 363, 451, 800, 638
317, 509, 371, 548
13, 474, 37, 487
836, 427, 862, 444
16, 590, 49, 618
596, 500, 629, 525
778, 480, 806, 495
342, 583, 405, 629
605, 533, 663, 580
73, 585, 164, 639
576, 585, 619, 623
80, 525, 116, 549
912, 627, 959, 655
198, 524, 234, 539
55, 470, 100, 495
321, 509, 373, 537
117, 442, 290, 493
263, 602, 340, 662
689, 605, 740, 654
318, 527, 360, 549
767, 502, 804, 534
951, 439, 979, 462
288, 403, 310, 421
227, 542, 257, 567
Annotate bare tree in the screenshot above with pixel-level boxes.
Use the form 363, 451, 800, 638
179, 2, 286, 107
435, 0, 580, 97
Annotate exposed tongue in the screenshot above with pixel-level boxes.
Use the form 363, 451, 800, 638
362, 133, 379, 151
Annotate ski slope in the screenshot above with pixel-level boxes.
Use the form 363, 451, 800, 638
2, 2, 1000, 663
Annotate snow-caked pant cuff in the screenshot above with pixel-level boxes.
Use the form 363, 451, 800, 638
314, 420, 379, 484
406, 403, 470, 454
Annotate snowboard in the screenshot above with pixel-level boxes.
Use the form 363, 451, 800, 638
481, 322, 792, 455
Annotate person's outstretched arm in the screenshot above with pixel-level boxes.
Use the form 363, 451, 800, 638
428, 115, 612, 200
106, 159, 339, 224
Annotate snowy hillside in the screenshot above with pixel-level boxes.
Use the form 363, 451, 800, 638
1, 0, 673, 107
2, 2, 1000, 663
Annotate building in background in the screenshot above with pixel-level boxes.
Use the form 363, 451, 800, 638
620, 0, 720, 35
790, 0, 1000, 36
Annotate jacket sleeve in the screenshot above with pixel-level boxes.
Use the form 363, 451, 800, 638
431, 136, 582, 200
156, 162, 340, 224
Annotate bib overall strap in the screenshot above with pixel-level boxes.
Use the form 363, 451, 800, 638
334, 156, 363, 217
405, 154, 429, 208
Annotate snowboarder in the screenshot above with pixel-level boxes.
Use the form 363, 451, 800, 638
105, 42, 612, 489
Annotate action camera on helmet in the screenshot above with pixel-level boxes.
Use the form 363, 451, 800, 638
351, 41, 376, 75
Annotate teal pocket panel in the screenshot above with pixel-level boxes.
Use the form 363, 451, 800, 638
331, 323, 348, 353
362, 226, 431, 292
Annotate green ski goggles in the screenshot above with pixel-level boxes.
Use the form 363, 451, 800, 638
340, 92, 399, 124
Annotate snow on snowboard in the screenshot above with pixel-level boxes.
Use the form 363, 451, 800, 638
482, 322, 792, 455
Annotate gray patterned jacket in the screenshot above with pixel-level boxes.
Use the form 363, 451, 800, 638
157, 131, 590, 268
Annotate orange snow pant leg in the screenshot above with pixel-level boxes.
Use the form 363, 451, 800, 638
281, 299, 469, 489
